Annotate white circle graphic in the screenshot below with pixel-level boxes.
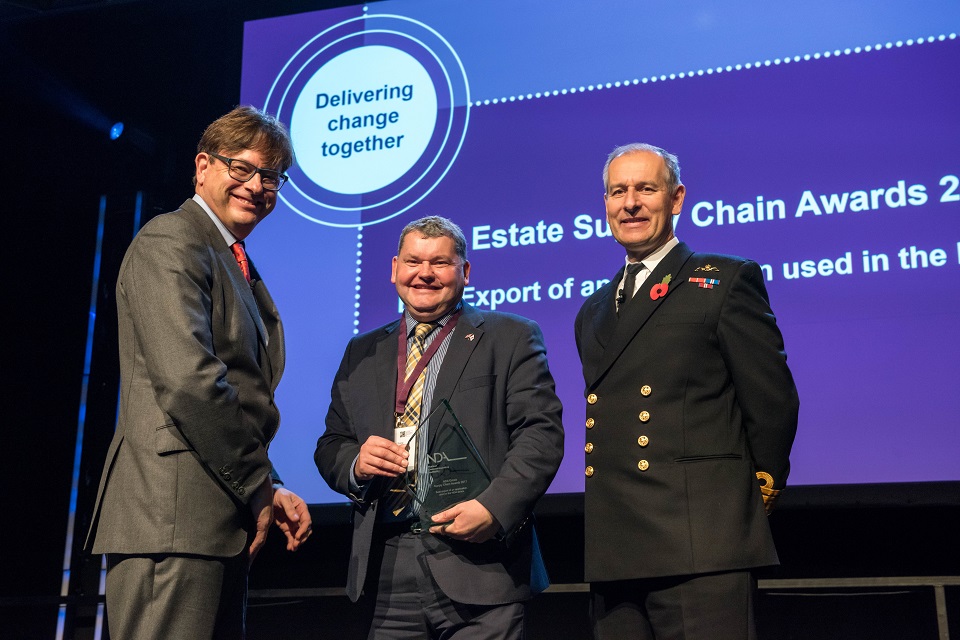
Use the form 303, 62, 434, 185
265, 14, 471, 227
290, 46, 438, 195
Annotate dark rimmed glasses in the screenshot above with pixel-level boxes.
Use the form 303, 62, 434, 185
208, 152, 288, 191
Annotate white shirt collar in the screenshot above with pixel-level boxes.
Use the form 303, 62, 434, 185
623, 236, 679, 272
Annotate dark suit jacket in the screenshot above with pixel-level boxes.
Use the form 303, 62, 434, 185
88, 198, 284, 558
575, 242, 798, 582
316, 304, 564, 605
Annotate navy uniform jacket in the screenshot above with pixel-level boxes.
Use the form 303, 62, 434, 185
575, 242, 798, 582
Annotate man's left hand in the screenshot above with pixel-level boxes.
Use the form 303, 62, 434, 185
273, 487, 313, 551
429, 499, 500, 543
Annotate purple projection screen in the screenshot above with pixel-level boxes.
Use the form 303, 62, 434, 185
241, 1, 960, 504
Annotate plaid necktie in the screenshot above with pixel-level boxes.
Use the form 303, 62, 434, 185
383, 322, 435, 517
401, 322, 434, 429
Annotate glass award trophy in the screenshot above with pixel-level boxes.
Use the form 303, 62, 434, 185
404, 399, 491, 530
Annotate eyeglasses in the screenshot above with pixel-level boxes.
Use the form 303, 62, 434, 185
208, 152, 288, 191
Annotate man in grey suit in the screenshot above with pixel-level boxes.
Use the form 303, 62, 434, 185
316, 216, 564, 639
575, 144, 799, 639
87, 106, 312, 639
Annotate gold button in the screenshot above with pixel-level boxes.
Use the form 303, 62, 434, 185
638, 435, 649, 447
586, 418, 595, 429
641, 385, 652, 397
585, 442, 594, 453
639, 411, 650, 422
585, 466, 595, 477
637, 460, 649, 471
587, 393, 598, 405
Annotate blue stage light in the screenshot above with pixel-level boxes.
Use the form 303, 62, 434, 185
109, 122, 124, 140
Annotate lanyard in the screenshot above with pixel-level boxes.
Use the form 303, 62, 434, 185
394, 310, 462, 414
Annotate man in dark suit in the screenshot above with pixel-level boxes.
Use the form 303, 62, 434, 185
316, 215, 564, 639
575, 143, 799, 639
87, 106, 312, 639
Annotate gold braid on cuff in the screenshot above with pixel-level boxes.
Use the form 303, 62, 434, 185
756, 471, 781, 515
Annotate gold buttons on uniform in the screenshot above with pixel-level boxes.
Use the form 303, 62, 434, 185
585, 442, 594, 453
637, 460, 649, 471
640, 385, 652, 396
637, 435, 649, 447
639, 411, 650, 422
585, 466, 595, 477
587, 393, 598, 405
586, 418, 595, 429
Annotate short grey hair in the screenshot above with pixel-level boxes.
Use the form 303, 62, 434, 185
398, 216, 468, 262
602, 143, 682, 193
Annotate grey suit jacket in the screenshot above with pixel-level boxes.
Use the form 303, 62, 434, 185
315, 304, 564, 605
87, 198, 284, 558
575, 242, 798, 582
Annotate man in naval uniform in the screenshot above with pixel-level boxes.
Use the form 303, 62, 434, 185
575, 143, 799, 640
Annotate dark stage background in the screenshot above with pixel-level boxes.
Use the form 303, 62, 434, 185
2, 1, 957, 638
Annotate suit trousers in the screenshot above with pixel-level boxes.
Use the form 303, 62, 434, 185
364, 524, 524, 640
590, 570, 757, 640
105, 551, 248, 640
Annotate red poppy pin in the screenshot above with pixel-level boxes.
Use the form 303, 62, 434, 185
650, 274, 672, 300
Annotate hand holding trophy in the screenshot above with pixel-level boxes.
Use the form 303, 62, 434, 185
403, 399, 491, 531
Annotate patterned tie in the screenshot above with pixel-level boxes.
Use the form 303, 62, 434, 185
231, 242, 251, 283
383, 322, 435, 517
618, 262, 644, 314
401, 322, 434, 429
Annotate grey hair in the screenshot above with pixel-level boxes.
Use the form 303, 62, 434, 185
398, 216, 468, 261
602, 143, 682, 193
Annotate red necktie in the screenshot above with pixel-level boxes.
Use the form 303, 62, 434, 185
231, 242, 251, 283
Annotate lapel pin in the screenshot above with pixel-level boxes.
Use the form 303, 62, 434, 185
650, 274, 672, 300
689, 277, 720, 289
694, 264, 720, 272
465, 333, 475, 341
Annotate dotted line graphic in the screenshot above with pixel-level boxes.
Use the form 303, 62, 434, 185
470, 33, 957, 107
354, 229, 364, 334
